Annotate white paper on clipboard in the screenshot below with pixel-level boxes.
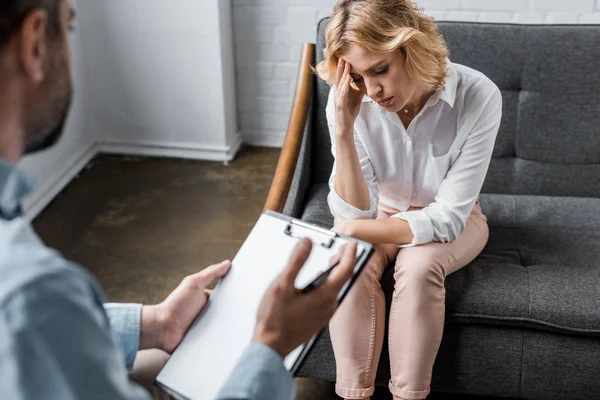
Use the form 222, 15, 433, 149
156, 212, 369, 400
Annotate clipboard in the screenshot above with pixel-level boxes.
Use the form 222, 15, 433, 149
155, 211, 374, 400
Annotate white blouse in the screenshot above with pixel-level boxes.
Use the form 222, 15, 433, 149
326, 60, 502, 246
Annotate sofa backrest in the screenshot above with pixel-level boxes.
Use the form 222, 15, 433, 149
312, 20, 600, 198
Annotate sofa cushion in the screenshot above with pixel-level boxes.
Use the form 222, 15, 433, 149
301, 184, 600, 335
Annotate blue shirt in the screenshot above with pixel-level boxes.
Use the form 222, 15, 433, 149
0, 158, 294, 400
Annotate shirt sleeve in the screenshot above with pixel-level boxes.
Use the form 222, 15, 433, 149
216, 343, 295, 400
0, 270, 150, 400
326, 89, 379, 221
104, 303, 143, 371
392, 87, 502, 245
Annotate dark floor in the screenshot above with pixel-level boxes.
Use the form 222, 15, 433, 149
33, 146, 505, 400
34, 147, 281, 303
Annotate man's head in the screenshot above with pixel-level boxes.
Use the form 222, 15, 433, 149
0, 0, 74, 161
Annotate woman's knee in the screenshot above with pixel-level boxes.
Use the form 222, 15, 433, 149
393, 247, 446, 289
342, 246, 389, 299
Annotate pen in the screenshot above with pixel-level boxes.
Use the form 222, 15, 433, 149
301, 260, 340, 294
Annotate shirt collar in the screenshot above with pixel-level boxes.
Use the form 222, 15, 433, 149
0, 158, 36, 220
361, 59, 458, 108
437, 60, 457, 108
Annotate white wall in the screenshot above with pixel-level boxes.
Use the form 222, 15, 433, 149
234, 0, 600, 147
19, 0, 97, 218
79, 0, 240, 161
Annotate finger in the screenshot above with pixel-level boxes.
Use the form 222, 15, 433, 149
204, 289, 212, 297
328, 243, 347, 267
323, 241, 357, 291
186, 260, 231, 289
337, 73, 351, 100
335, 58, 344, 85
279, 238, 313, 287
328, 253, 341, 268
343, 59, 351, 79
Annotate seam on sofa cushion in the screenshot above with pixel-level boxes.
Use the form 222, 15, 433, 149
447, 314, 600, 335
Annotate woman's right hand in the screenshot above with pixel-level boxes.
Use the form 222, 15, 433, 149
334, 59, 363, 138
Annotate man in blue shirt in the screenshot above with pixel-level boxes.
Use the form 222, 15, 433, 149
0, 1, 358, 399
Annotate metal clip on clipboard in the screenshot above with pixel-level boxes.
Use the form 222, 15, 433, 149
284, 219, 337, 248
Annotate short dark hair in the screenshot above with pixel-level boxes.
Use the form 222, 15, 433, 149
0, 0, 61, 50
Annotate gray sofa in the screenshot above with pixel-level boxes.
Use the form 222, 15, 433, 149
265, 21, 600, 399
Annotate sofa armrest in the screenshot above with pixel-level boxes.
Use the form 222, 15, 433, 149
263, 43, 316, 214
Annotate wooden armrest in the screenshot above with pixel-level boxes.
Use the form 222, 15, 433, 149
263, 43, 316, 214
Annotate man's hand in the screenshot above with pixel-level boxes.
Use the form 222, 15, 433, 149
140, 260, 231, 353
252, 238, 357, 358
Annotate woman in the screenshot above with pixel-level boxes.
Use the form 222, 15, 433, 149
315, 1, 502, 399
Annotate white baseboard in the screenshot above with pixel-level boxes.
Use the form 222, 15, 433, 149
23, 142, 98, 221
22, 133, 245, 219
243, 131, 285, 148
100, 136, 242, 162
227, 133, 243, 162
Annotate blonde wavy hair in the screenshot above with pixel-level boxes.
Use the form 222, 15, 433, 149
316, 0, 449, 90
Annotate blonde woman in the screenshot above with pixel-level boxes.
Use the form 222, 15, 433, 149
316, 1, 502, 399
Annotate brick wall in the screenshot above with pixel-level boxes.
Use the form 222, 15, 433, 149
233, 0, 600, 146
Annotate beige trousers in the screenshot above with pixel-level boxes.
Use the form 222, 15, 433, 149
330, 202, 489, 399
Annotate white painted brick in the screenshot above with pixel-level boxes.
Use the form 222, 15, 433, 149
532, 0, 595, 13
235, 42, 257, 65
545, 12, 581, 23
273, 98, 294, 115
237, 95, 259, 113
236, 44, 289, 63
233, 0, 283, 4
417, 0, 461, 9
288, 80, 298, 97
236, 63, 276, 80
289, 46, 302, 62
233, 6, 285, 25
478, 12, 515, 23
445, 11, 481, 22
273, 63, 300, 80
514, 13, 546, 23
238, 96, 292, 115
233, 25, 273, 44
273, 26, 315, 44
318, 7, 333, 20
257, 80, 292, 96
424, 10, 448, 21
240, 112, 289, 130
285, 0, 333, 6
239, 113, 259, 129
258, 45, 290, 62
286, 7, 319, 27
579, 12, 600, 22
462, 0, 529, 11
237, 77, 259, 100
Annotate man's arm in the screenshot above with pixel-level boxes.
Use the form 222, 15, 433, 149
104, 303, 143, 371
0, 270, 149, 400
216, 344, 295, 400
